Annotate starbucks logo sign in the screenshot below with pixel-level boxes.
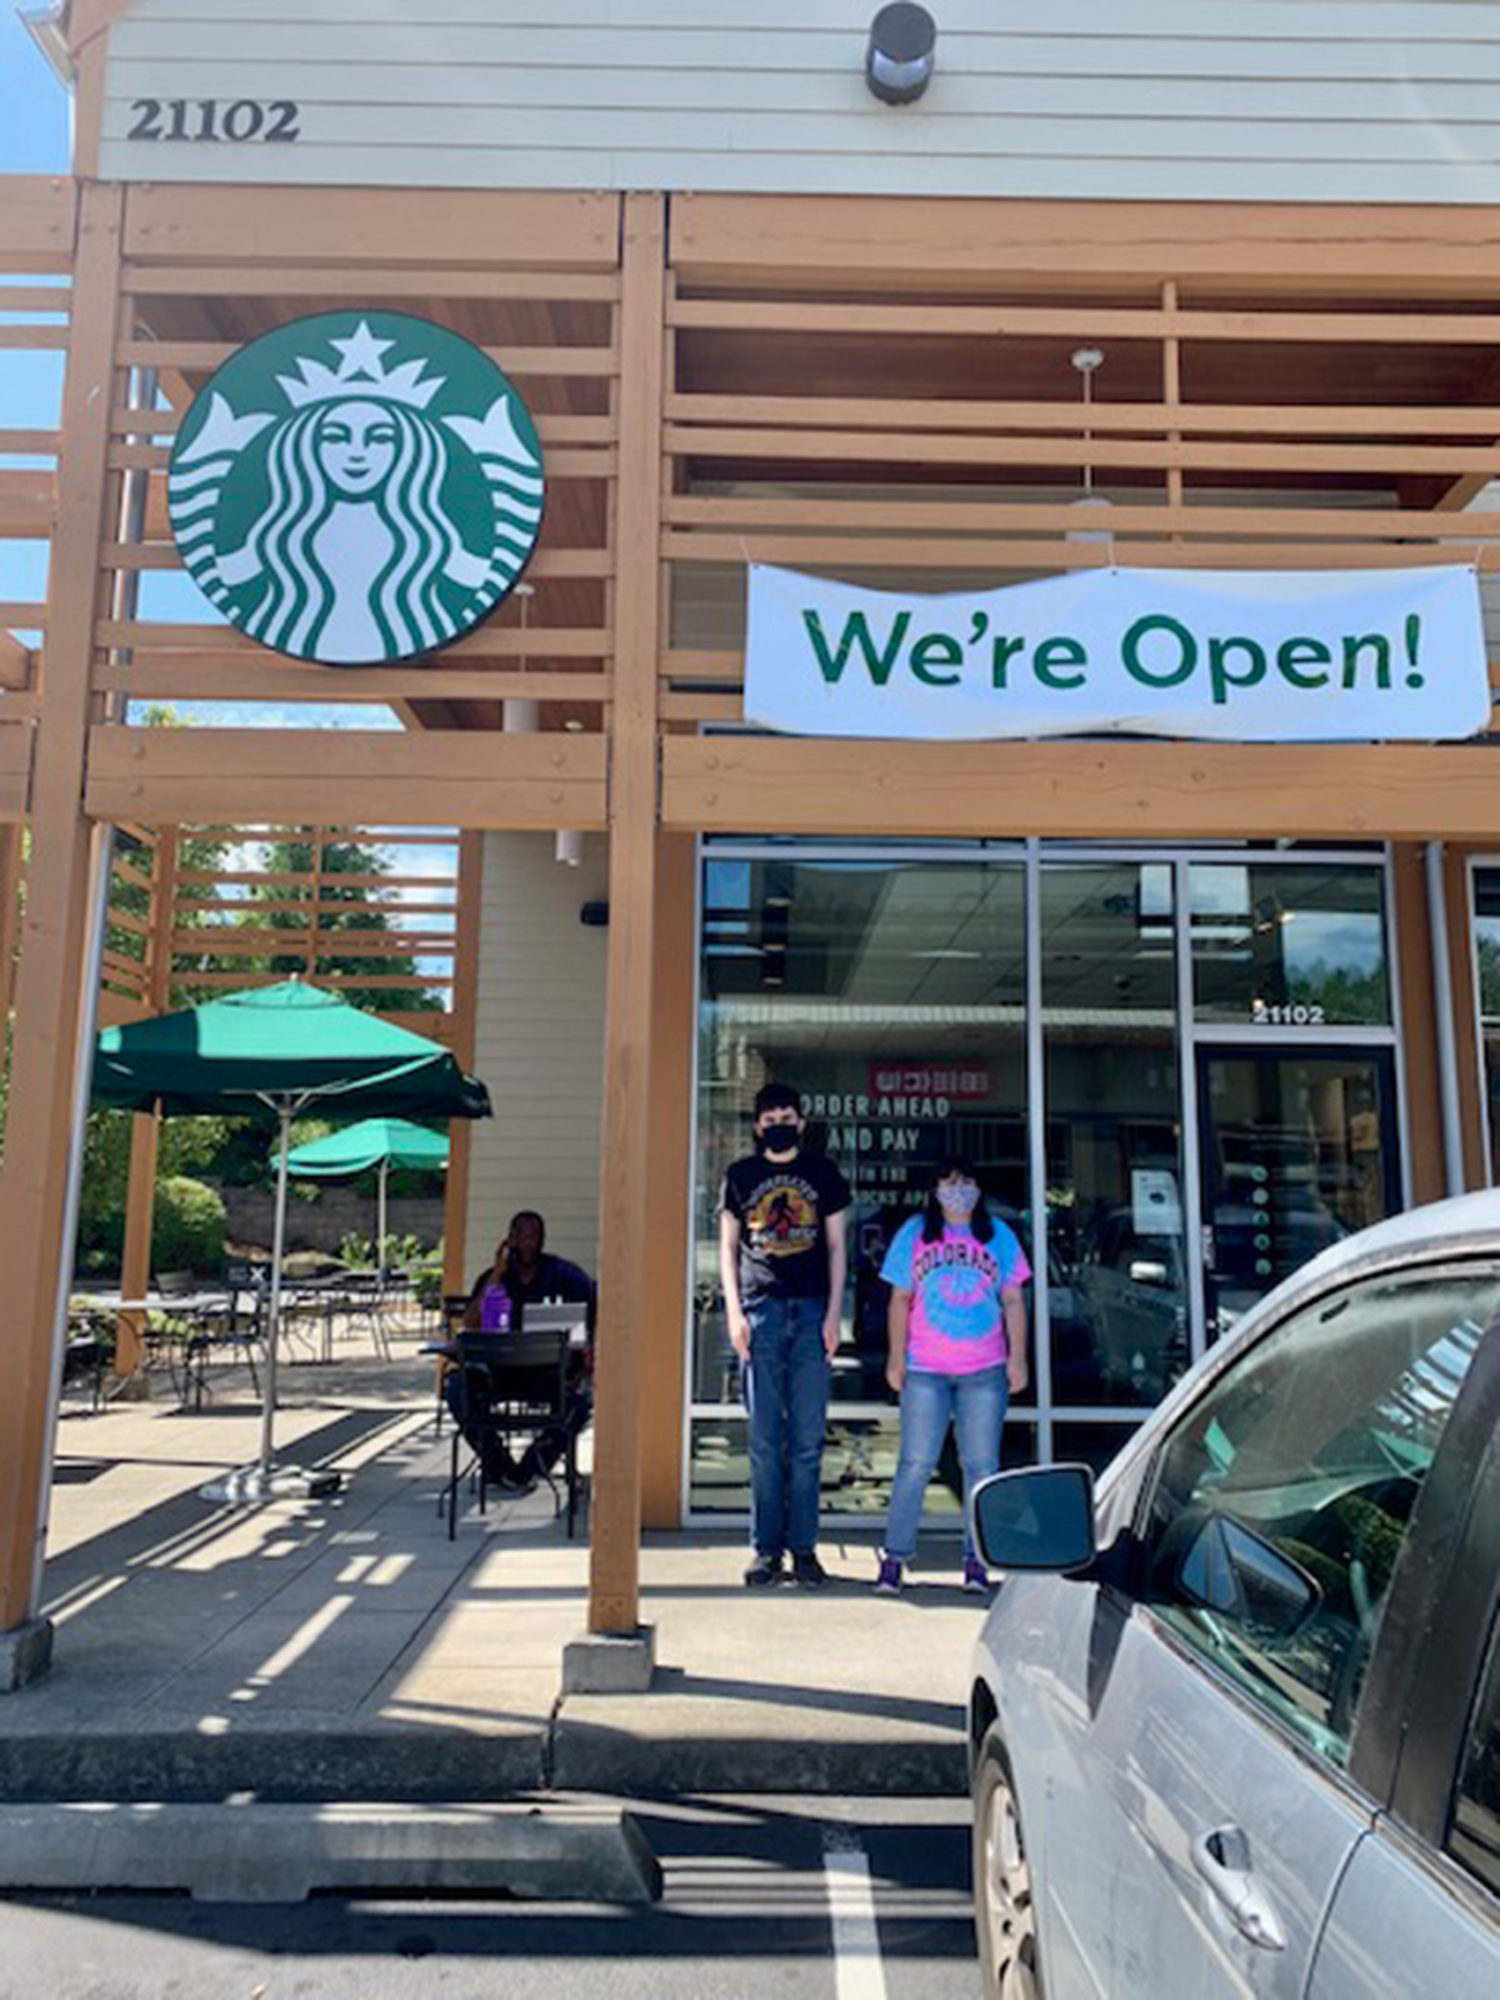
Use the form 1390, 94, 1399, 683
168, 311, 545, 665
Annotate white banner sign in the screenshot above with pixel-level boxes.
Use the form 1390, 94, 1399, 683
743, 564, 1491, 742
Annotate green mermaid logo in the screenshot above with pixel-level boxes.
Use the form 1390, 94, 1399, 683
168, 311, 545, 665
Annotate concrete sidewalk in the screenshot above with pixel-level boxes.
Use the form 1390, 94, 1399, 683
1, 1351, 984, 1801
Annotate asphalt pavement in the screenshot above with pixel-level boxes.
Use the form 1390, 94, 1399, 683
0, 1797, 979, 2000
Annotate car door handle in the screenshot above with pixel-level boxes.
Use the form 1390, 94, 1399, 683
1191, 1826, 1287, 1953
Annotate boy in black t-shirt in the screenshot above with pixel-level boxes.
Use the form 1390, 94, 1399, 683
719, 1083, 851, 1588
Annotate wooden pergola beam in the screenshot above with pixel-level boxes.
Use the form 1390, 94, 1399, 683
663, 737, 1500, 843
84, 727, 608, 830
671, 192, 1500, 293
0, 177, 77, 272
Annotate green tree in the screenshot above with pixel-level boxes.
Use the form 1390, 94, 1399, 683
105, 705, 233, 1004
241, 831, 444, 1016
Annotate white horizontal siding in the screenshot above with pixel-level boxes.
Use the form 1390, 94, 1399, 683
462, 831, 608, 1288
98, 0, 1500, 202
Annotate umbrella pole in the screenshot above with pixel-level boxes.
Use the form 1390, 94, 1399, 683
258, 1104, 292, 1476
377, 1159, 388, 1289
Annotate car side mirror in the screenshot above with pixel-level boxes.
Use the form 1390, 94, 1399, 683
972, 1465, 1097, 1574
1176, 1513, 1322, 1641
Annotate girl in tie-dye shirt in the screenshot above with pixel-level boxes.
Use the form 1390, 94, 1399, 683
874, 1158, 1031, 1596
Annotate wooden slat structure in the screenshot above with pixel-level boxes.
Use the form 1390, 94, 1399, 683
0, 180, 70, 832
12, 155, 1500, 1652
98, 822, 463, 1033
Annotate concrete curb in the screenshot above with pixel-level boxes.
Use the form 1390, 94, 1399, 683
0, 1801, 662, 1903
0, 1716, 968, 1801
0, 1728, 549, 1804
551, 1712, 968, 1797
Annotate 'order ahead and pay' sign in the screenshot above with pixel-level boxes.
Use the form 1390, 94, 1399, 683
743, 564, 1492, 741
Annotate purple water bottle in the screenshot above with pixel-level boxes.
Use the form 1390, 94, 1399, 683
481, 1284, 512, 1333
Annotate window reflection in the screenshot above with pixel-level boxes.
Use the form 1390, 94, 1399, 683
1191, 863, 1389, 1025
1473, 867, 1500, 1183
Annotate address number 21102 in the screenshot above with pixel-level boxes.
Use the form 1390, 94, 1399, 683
128, 99, 300, 143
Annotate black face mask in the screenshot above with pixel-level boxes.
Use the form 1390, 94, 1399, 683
758, 1124, 802, 1156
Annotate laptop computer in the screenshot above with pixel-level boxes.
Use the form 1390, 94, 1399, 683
521, 1301, 590, 1348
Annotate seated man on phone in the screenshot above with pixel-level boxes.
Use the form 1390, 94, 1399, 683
447, 1210, 595, 1494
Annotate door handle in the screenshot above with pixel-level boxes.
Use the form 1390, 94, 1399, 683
1191, 1826, 1287, 1953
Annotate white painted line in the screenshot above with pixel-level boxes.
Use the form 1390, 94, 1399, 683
823, 1827, 889, 2000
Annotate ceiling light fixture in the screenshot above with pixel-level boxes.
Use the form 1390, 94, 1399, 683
1068, 346, 1113, 548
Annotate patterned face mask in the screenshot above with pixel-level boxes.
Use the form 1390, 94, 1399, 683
937, 1179, 980, 1220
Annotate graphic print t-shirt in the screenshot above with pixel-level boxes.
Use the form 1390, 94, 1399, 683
721, 1150, 853, 1301
880, 1216, 1030, 1376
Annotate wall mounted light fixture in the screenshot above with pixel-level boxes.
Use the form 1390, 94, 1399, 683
866, 4, 937, 106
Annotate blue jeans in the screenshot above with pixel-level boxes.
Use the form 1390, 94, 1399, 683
884, 1365, 1008, 1563
742, 1295, 829, 1558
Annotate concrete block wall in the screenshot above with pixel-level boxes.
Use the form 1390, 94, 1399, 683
462, 831, 609, 1288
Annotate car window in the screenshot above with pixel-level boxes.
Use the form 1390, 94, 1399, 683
1140, 1265, 1497, 1769
1450, 1611, 1500, 1898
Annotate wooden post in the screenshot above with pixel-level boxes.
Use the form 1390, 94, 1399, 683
1162, 280, 1184, 531
588, 193, 666, 1635
115, 826, 178, 1375
640, 832, 697, 1530
0, 183, 125, 1640
115, 1109, 159, 1376
0, 822, 25, 1049
441, 830, 485, 1296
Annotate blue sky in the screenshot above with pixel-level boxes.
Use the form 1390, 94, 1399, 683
0, 10, 69, 170
0, 7, 398, 733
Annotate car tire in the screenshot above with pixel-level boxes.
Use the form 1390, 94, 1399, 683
973, 1727, 1044, 2000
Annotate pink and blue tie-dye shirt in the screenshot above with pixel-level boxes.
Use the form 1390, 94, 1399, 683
880, 1215, 1030, 1376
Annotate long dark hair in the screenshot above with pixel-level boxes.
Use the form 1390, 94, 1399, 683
920, 1155, 995, 1245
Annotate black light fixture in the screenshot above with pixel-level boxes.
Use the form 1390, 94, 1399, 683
866, 4, 937, 106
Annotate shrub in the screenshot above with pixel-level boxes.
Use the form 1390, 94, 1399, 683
338, 1230, 375, 1269
341, 1228, 435, 1273
152, 1176, 226, 1274
411, 1257, 445, 1309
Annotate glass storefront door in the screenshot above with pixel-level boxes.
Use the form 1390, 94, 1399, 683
1197, 1047, 1401, 1337
1043, 861, 1190, 1412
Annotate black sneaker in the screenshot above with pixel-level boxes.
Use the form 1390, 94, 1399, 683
744, 1553, 784, 1588
791, 1551, 829, 1589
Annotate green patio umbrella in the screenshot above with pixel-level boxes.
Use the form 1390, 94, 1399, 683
286, 1117, 451, 1280
94, 980, 489, 1500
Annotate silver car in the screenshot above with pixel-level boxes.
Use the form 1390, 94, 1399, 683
968, 1189, 1500, 1999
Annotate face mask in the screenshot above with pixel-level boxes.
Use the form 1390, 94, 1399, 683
759, 1123, 801, 1156
937, 1180, 980, 1221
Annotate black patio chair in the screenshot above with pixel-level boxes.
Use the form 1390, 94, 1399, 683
442, 1326, 579, 1541
420, 1293, 473, 1440
180, 1293, 261, 1410
340, 1271, 394, 1362
62, 1306, 111, 1412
